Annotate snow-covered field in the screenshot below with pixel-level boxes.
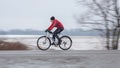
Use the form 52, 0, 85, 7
0, 35, 119, 50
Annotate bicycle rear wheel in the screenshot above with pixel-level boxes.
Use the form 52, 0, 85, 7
37, 36, 51, 50
59, 36, 72, 50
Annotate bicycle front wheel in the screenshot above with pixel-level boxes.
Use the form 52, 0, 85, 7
37, 36, 51, 51
59, 36, 72, 50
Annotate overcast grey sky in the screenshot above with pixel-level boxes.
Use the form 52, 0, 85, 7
0, 0, 81, 30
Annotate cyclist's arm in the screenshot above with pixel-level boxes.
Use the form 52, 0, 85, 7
48, 21, 56, 30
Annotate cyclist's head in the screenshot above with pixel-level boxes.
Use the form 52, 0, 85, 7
50, 16, 55, 20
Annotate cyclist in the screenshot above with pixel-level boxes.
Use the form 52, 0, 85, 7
45, 16, 64, 45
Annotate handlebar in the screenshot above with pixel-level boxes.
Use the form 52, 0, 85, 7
45, 31, 53, 34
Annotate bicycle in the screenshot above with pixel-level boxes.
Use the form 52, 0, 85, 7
37, 31, 72, 51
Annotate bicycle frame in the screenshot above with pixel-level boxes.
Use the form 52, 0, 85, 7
45, 32, 52, 39
45, 32, 60, 46
45, 32, 53, 43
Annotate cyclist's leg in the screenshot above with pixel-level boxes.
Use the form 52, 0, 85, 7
53, 28, 64, 44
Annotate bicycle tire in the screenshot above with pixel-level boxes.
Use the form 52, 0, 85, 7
37, 36, 51, 51
59, 36, 72, 50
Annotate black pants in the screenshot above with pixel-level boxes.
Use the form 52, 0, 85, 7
52, 28, 64, 42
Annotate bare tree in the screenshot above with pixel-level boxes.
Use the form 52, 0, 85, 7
112, 0, 120, 49
76, 0, 120, 50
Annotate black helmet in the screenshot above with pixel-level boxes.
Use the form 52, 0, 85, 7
50, 16, 55, 20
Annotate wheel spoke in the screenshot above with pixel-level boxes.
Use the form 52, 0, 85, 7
37, 36, 51, 50
59, 36, 72, 50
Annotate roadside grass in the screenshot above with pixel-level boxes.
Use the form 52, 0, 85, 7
0, 40, 29, 50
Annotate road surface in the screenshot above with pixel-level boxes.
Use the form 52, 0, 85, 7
0, 50, 120, 68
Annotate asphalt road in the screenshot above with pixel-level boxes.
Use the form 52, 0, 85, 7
0, 50, 120, 68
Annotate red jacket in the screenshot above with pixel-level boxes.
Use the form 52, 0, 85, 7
48, 19, 64, 30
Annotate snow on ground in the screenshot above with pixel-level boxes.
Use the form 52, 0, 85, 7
0, 35, 119, 50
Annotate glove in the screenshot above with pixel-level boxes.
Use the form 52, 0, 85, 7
48, 30, 52, 34
45, 29, 52, 33
45, 29, 48, 32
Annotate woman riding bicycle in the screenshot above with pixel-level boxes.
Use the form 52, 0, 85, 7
45, 16, 64, 45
